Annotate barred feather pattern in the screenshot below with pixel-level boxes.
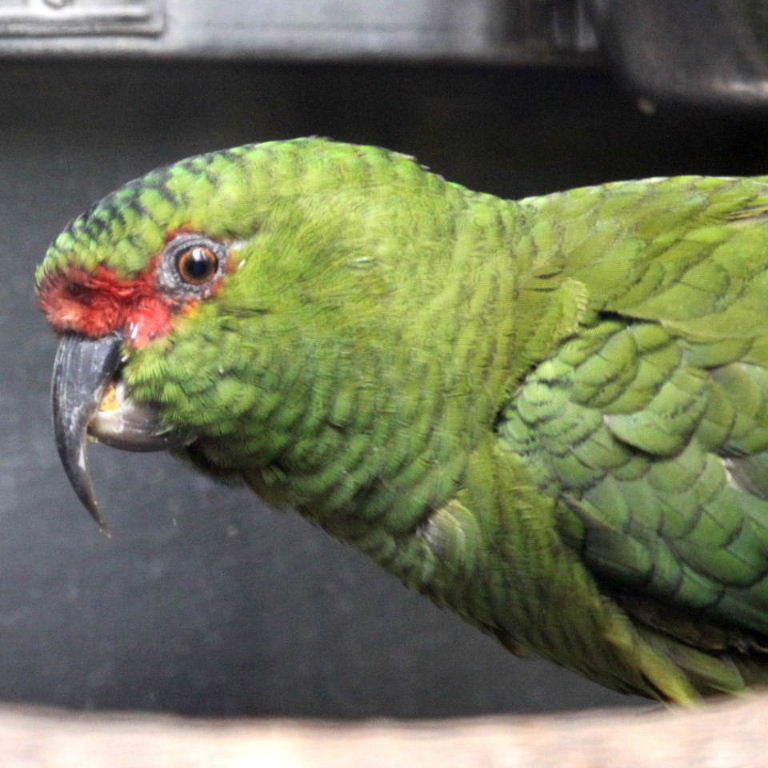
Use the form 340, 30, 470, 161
37, 139, 768, 701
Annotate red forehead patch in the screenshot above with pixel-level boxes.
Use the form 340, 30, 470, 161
37, 261, 174, 348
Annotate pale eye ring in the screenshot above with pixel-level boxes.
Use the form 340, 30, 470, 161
158, 233, 227, 295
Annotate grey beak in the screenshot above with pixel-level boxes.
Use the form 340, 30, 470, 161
51, 332, 191, 531
52, 333, 123, 530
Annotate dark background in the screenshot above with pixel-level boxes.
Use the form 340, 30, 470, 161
2, 60, 767, 717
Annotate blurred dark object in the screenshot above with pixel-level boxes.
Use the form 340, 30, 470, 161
0, 0, 597, 63
590, 0, 768, 110
5, 1, 768, 111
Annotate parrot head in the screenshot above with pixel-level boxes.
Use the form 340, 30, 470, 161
36, 138, 440, 529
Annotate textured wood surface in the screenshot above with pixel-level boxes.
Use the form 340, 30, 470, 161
1, 695, 765, 767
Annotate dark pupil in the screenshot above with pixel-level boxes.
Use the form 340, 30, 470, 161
181, 247, 215, 281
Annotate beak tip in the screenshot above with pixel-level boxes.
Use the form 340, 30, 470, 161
69, 467, 110, 533
85, 499, 109, 534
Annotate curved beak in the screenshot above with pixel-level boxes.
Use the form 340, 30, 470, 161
52, 332, 190, 530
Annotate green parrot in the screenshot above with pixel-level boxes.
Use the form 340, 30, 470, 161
36, 138, 768, 703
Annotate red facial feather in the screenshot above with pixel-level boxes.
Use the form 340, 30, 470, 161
38, 260, 178, 348
39, 230, 237, 347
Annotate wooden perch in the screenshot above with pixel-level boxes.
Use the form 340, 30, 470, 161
1, 694, 765, 768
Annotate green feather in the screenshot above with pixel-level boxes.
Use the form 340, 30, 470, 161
38, 138, 768, 702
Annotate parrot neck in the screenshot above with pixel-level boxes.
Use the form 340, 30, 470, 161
130, 185, 537, 604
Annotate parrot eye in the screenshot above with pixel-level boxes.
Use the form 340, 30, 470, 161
176, 246, 219, 285
158, 233, 227, 296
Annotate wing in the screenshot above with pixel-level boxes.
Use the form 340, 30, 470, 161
501, 177, 768, 647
